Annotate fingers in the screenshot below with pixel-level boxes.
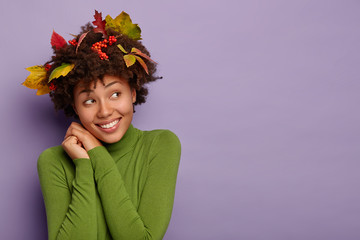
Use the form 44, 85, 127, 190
62, 135, 89, 160
62, 135, 79, 146
64, 122, 87, 140
65, 128, 85, 142
64, 122, 92, 144
64, 122, 102, 151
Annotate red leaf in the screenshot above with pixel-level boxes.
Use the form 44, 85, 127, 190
51, 30, 67, 49
92, 10, 107, 37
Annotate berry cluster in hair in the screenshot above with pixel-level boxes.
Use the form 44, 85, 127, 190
45, 64, 52, 71
91, 36, 117, 60
49, 82, 57, 91
68, 39, 78, 46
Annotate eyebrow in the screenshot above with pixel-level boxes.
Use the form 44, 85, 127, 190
78, 81, 121, 95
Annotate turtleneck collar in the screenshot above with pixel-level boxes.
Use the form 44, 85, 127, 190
102, 124, 141, 157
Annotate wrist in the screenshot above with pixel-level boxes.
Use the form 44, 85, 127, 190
83, 138, 102, 151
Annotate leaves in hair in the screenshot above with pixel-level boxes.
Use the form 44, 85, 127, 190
134, 55, 148, 74
117, 44, 128, 54
117, 44, 155, 74
123, 54, 136, 67
76, 32, 89, 53
22, 66, 50, 95
51, 30, 67, 49
93, 10, 107, 37
131, 47, 156, 63
48, 63, 75, 83
105, 12, 141, 40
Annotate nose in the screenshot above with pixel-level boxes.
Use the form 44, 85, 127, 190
97, 100, 113, 118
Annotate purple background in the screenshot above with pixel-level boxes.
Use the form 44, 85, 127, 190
1, 0, 360, 239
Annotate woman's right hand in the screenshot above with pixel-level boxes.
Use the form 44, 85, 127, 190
62, 135, 90, 160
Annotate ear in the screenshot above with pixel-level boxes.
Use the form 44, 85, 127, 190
131, 88, 136, 103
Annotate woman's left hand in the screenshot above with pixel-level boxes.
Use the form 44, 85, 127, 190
64, 122, 102, 152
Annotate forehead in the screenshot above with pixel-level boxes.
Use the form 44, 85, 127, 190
75, 75, 129, 91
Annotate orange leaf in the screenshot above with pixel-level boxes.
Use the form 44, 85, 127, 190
131, 47, 156, 63
134, 56, 149, 74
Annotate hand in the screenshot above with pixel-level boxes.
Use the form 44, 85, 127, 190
62, 135, 89, 160
62, 122, 102, 159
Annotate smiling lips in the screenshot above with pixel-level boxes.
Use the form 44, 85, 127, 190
96, 118, 121, 133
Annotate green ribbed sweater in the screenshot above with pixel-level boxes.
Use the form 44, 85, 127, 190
37, 124, 181, 240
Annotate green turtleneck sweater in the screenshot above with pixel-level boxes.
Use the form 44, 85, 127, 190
37, 124, 181, 240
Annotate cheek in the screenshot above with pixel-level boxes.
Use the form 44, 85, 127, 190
115, 98, 134, 114
77, 108, 95, 124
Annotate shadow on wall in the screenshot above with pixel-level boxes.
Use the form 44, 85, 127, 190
22, 96, 73, 239
28, 178, 48, 239
22, 95, 77, 139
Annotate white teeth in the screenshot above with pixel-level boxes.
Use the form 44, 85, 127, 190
99, 119, 119, 129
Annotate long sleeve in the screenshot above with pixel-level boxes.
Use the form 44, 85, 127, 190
88, 130, 181, 240
37, 147, 98, 240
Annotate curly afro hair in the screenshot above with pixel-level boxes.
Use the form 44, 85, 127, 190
43, 23, 160, 118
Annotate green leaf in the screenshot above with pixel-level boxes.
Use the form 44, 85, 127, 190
123, 54, 136, 67
117, 44, 128, 54
105, 11, 141, 40
48, 63, 74, 82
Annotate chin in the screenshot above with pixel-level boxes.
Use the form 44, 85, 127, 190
95, 129, 127, 143
94, 133, 120, 144
100, 136, 122, 144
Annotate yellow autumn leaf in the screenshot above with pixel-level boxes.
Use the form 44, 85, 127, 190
48, 63, 75, 83
105, 12, 141, 40
22, 65, 47, 89
36, 84, 51, 95
123, 54, 136, 67
105, 15, 116, 30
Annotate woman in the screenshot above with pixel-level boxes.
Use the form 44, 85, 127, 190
23, 11, 181, 240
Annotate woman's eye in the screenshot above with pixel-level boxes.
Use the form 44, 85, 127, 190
84, 99, 95, 105
111, 92, 120, 98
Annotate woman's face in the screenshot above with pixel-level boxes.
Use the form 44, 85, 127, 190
73, 75, 136, 143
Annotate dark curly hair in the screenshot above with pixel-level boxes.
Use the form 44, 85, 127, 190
43, 23, 160, 118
